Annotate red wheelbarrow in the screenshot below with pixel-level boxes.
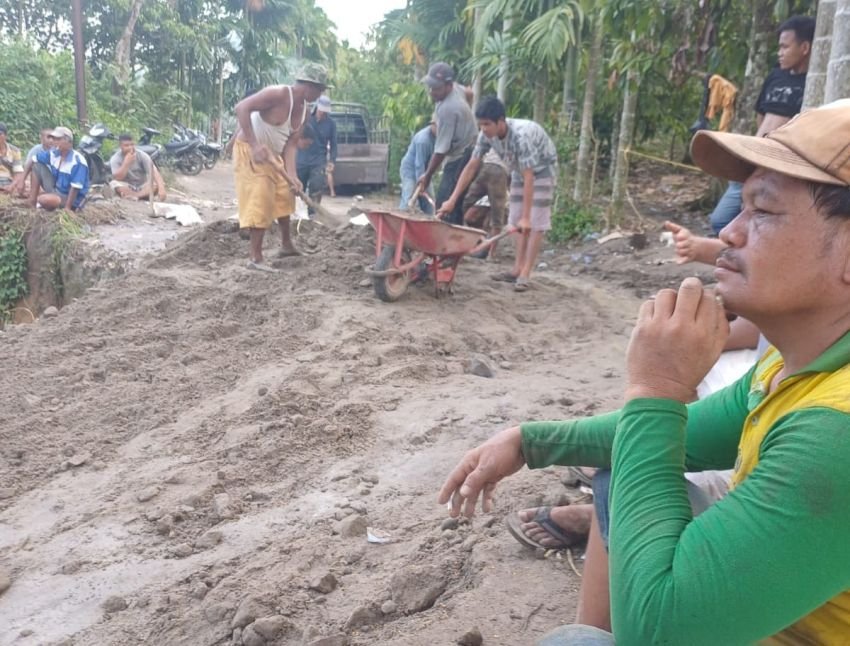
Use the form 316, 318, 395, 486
364, 211, 514, 302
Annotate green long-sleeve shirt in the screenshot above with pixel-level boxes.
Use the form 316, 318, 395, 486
521, 334, 850, 645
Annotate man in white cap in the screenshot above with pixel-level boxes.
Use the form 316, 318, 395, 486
29, 126, 89, 211
233, 61, 329, 270
296, 94, 337, 216
438, 100, 850, 645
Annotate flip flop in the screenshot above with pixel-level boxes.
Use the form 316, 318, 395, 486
514, 277, 530, 292
246, 260, 280, 273
491, 271, 517, 283
563, 466, 595, 488
505, 506, 583, 550
275, 247, 302, 258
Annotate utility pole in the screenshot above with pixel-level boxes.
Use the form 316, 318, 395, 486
71, 0, 88, 128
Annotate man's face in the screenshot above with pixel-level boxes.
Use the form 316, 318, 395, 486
478, 118, 500, 139
56, 136, 72, 152
716, 168, 849, 320
778, 30, 810, 71
41, 131, 53, 147
120, 140, 135, 155
305, 83, 325, 102
428, 82, 451, 103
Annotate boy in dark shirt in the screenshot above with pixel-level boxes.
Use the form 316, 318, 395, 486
708, 15, 814, 234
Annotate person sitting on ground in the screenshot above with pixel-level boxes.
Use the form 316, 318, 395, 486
10, 128, 53, 197
439, 100, 850, 644
437, 96, 558, 293
109, 133, 166, 202
399, 119, 437, 214
233, 62, 329, 271
296, 95, 337, 216
0, 123, 24, 194
28, 126, 89, 212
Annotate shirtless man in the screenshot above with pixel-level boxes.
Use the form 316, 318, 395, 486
233, 62, 329, 271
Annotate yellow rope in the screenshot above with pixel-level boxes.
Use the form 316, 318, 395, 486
624, 148, 702, 172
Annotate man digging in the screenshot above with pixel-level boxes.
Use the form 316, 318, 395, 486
233, 62, 329, 271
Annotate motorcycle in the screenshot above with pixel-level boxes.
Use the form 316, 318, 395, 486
78, 123, 115, 186
137, 126, 204, 176
175, 123, 222, 170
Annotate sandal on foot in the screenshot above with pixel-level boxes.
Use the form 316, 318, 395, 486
514, 277, 530, 292
505, 506, 583, 550
276, 247, 302, 258
491, 271, 517, 283
246, 260, 280, 273
562, 466, 595, 488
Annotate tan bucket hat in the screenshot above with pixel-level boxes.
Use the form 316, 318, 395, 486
691, 99, 850, 187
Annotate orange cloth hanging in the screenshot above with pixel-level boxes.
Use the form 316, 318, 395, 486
706, 74, 739, 132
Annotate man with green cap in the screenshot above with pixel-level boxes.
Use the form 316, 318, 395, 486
233, 61, 330, 271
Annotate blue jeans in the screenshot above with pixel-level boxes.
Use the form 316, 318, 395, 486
708, 181, 742, 235
537, 624, 615, 645
399, 175, 434, 215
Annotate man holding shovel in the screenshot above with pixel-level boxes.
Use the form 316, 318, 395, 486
438, 96, 558, 292
233, 62, 329, 271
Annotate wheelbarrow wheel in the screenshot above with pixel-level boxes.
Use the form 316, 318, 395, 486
373, 245, 411, 302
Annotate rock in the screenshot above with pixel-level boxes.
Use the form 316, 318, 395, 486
465, 355, 494, 379
537, 262, 549, 270
462, 536, 479, 552
251, 615, 291, 640
336, 513, 368, 538
258, 386, 268, 396
191, 584, 209, 600
380, 600, 397, 615
441, 529, 457, 542
204, 602, 234, 624
440, 517, 459, 531
457, 628, 484, 646
362, 474, 380, 485
18, 629, 33, 637
499, 361, 513, 370
214, 493, 236, 519
172, 543, 194, 558
390, 565, 448, 614
102, 595, 128, 613
0, 569, 11, 595
42, 306, 59, 318
358, 278, 372, 288
195, 530, 223, 550
345, 605, 381, 629
66, 453, 90, 468
136, 486, 160, 503
308, 635, 350, 646
347, 500, 367, 514
231, 628, 242, 645
0, 487, 15, 500
357, 484, 371, 496
231, 596, 268, 629
241, 625, 265, 646
309, 572, 338, 594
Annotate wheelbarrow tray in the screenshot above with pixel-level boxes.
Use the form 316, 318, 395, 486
365, 211, 486, 256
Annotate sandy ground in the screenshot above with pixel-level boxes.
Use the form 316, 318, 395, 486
0, 161, 712, 645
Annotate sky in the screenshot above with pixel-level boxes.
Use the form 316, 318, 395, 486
315, 0, 406, 50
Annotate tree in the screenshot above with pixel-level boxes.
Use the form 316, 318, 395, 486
731, 0, 774, 135
572, 9, 603, 203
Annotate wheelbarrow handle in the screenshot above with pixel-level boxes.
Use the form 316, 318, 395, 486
469, 226, 519, 256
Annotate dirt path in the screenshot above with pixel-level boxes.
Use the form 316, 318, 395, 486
0, 162, 707, 645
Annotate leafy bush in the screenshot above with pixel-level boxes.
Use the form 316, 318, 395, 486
548, 197, 600, 244
0, 229, 28, 319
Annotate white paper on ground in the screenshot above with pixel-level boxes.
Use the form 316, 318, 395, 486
349, 214, 369, 226
154, 203, 203, 226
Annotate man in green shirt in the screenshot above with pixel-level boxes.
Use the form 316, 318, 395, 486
439, 100, 850, 644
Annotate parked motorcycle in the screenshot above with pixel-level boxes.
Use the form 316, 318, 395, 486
174, 123, 222, 170
78, 123, 114, 186
137, 126, 204, 176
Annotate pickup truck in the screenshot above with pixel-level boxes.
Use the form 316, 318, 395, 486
330, 102, 389, 191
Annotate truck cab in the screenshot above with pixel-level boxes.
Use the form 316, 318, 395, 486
330, 102, 389, 191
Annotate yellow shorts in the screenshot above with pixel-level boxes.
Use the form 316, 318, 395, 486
233, 140, 295, 229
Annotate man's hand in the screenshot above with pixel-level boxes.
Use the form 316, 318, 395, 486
435, 197, 455, 220
415, 174, 430, 195
437, 426, 526, 518
516, 217, 531, 233
663, 221, 698, 264
625, 277, 729, 403
251, 144, 271, 164
326, 162, 334, 173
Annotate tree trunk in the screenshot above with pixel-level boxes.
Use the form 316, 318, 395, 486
533, 69, 548, 124
803, 0, 836, 108
731, 0, 773, 134
497, 15, 513, 102
113, 0, 145, 93
609, 70, 640, 228
559, 45, 578, 130
472, 6, 483, 105
573, 11, 604, 203
825, 0, 850, 102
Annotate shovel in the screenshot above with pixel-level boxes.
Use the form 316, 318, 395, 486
407, 184, 436, 216
270, 158, 349, 229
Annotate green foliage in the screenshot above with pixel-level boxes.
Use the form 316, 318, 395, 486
49, 211, 85, 299
547, 196, 600, 244
0, 229, 28, 320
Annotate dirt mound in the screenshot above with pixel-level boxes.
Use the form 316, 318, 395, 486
1, 173, 698, 644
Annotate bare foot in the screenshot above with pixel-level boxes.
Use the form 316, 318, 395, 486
517, 504, 593, 548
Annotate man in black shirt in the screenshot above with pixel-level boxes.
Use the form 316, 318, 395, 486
708, 15, 815, 234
